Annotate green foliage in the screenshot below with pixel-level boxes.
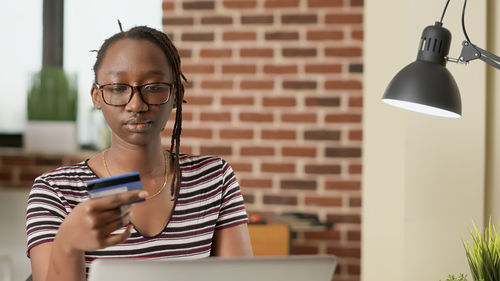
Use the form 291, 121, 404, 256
440, 273, 469, 281
27, 67, 77, 121
463, 220, 500, 281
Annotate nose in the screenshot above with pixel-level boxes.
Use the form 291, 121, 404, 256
125, 87, 148, 112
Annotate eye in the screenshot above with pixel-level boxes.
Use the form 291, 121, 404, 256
106, 85, 128, 94
143, 83, 169, 93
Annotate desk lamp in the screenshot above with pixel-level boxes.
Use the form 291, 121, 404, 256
382, 0, 500, 118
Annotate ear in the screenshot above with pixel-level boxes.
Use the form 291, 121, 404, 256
91, 84, 102, 109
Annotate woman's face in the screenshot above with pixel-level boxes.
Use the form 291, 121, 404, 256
92, 38, 175, 146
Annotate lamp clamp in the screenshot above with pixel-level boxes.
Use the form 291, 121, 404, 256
453, 40, 500, 70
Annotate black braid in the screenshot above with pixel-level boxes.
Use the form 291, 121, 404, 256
92, 26, 186, 200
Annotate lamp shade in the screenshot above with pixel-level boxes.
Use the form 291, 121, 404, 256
382, 22, 462, 118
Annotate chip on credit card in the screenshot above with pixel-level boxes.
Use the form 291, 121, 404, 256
86, 171, 144, 203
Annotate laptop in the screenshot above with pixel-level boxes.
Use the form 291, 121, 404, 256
88, 255, 337, 281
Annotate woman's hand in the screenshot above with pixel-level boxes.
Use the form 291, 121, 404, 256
30, 189, 148, 281
55, 189, 148, 253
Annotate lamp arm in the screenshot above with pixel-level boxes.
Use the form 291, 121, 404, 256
458, 40, 500, 70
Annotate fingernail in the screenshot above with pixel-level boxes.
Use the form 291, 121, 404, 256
139, 191, 149, 198
122, 213, 131, 225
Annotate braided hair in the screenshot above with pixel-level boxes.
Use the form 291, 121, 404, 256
92, 26, 186, 199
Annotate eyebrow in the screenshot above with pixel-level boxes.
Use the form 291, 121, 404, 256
106, 70, 166, 76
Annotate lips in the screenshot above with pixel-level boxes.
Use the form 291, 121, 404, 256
123, 118, 153, 132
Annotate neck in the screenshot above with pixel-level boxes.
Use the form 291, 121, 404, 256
105, 136, 166, 178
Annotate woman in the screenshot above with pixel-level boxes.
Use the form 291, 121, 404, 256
26, 26, 253, 281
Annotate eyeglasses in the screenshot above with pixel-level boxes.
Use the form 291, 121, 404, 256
95, 82, 174, 106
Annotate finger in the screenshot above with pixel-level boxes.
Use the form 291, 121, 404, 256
99, 212, 132, 237
91, 190, 149, 211
103, 224, 133, 248
93, 208, 124, 227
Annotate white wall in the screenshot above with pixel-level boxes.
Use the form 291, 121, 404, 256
363, 0, 489, 280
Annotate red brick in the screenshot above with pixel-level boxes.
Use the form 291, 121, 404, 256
282, 48, 317, 57
348, 230, 361, 241
35, 157, 63, 166
263, 65, 297, 74
265, 32, 299, 41
200, 112, 231, 122
0, 169, 12, 180
325, 80, 362, 90
220, 129, 254, 139
326, 147, 361, 158
181, 128, 213, 138
162, 2, 174, 10
181, 32, 214, 41
181, 64, 214, 74
221, 97, 255, 105
241, 15, 274, 24
325, 47, 362, 57
262, 130, 296, 140
222, 64, 256, 74
305, 196, 342, 207
304, 164, 341, 174
283, 81, 316, 90
305, 64, 342, 73
223, 0, 257, 9
349, 63, 363, 73
305, 97, 340, 107
223, 31, 256, 41
240, 80, 274, 90
325, 181, 361, 190
308, 0, 343, 7
352, 30, 363, 40
240, 48, 273, 57
291, 244, 319, 255
349, 164, 362, 174
201, 80, 233, 89
200, 146, 232, 156
325, 13, 363, 24
281, 180, 316, 191
183, 96, 213, 105
349, 97, 363, 107
282, 14, 317, 24
241, 146, 275, 156
263, 195, 298, 205
180, 145, 193, 154
240, 113, 273, 122
178, 49, 192, 58
261, 163, 295, 173
162, 17, 194, 25
349, 130, 362, 141
282, 147, 316, 157
230, 162, 253, 173
327, 246, 361, 258
265, 0, 299, 8
200, 48, 232, 58
240, 179, 272, 189
2, 156, 33, 166
327, 214, 361, 223
243, 194, 255, 204
350, 196, 362, 207
307, 31, 343, 41
304, 130, 341, 141
304, 230, 341, 241
348, 264, 361, 275
201, 16, 233, 25
262, 97, 296, 107
20, 170, 42, 182
183, 1, 214, 10
351, 0, 363, 6
325, 114, 362, 123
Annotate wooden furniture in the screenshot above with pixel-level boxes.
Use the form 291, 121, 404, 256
248, 224, 290, 256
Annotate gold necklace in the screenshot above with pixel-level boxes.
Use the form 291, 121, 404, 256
102, 150, 168, 200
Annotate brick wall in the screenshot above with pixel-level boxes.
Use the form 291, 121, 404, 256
161, 1, 363, 280
0, 1, 363, 280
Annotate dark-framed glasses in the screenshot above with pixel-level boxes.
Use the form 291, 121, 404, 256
95, 82, 174, 106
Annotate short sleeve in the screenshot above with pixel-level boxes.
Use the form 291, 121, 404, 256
215, 160, 249, 230
26, 177, 68, 257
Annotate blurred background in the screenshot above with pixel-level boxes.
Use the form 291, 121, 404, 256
0, 0, 499, 281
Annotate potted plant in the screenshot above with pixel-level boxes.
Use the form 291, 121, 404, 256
24, 67, 78, 154
463, 220, 500, 281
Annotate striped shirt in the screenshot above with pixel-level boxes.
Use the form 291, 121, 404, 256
26, 154, 249, 273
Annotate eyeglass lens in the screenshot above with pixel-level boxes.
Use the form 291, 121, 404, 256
102, 83, 172, 105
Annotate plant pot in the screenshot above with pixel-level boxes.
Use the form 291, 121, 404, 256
24, 121, 77, 154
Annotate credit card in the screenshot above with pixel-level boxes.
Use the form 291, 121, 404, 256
86, 171, 144, 203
